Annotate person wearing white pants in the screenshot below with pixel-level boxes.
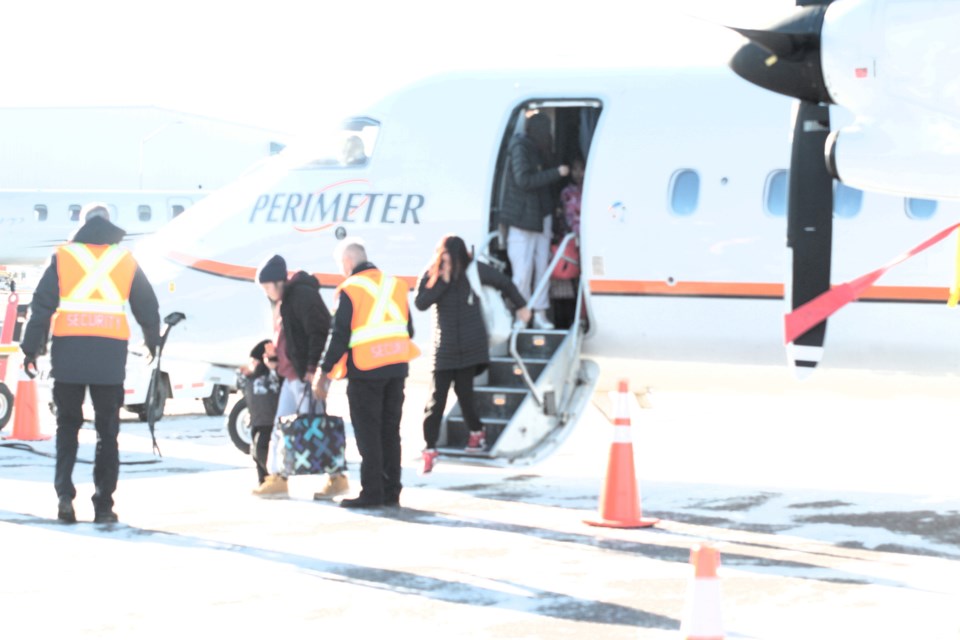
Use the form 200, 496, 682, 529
508, 214, 552, 317
498, 112, 569, 330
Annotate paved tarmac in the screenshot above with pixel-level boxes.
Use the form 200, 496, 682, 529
1, 379, 959, 639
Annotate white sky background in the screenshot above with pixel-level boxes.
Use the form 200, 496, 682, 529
0, 0, 795, 133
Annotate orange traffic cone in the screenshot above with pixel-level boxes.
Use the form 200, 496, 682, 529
4, 367, 49, 441
679, 543, 724, 640
584, 379, 658, 528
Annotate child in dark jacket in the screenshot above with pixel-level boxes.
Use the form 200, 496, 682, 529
239, 339, 281, 487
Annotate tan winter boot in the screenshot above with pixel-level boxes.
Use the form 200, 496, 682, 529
313, 472, 349, 500
252, 474, 288, 499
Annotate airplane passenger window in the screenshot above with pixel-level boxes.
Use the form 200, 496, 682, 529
171, 205, 185, 218
34, 205, 48, 222
833, 183, 863, 219
906, 198, 937, 220
764, 170, 788, 217
138, 205, 152, 222
69, 204, 81, 222
669, 169, 700, 216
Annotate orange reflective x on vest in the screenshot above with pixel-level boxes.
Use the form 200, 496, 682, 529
51, 243, 137, 340
330, 269, 419, 379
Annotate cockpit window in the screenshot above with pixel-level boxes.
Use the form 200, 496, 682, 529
286, 117, 379, 169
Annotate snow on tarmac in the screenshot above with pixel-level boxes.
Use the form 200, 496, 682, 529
1, 377, 959, 638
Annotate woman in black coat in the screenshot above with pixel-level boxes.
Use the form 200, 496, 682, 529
415, 235, 530, 474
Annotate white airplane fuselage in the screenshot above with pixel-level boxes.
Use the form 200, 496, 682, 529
0, 189, 205, 266
135, 67, 960, 392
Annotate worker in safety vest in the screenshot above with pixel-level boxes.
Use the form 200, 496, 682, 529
21, 203, 160, 525
314, 238, 419, 509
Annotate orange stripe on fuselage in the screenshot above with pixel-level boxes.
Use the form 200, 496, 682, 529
589, 280, 950, 303
163, 252, 417, 288
589, 280, 782, 298
163, 252, 945, 302
166, 252, 258, 281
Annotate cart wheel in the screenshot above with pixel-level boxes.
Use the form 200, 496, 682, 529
0, 382, 12, 431
226, 396, 252, 454
202, 384, 230, 416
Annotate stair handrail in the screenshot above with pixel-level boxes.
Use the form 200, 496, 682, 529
507, 232, 580, 409
479, 230, 586, 411
476, 230, 507, 270
474, 230, 542, 405
507, 266, 587, 415
528, 232, 578, 317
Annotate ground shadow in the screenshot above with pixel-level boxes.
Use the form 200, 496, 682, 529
0, 508, 677, 630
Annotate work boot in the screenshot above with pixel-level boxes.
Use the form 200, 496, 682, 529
465, 431, 486, 453
313, 472, 349, 501
532, 311, 554, 330
93, 510, 119, 524
57, 498, 76, 524
419, 449, 439, 475
339, 495, 384, 509
252, 474, 288, 499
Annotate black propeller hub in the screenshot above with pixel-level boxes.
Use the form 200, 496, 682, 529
729, 5, 831, 104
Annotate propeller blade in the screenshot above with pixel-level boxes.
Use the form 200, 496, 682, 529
728, 4, 831, 104
786, 100, 833, 376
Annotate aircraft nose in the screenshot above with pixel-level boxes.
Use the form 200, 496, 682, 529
728, 5, 831, 105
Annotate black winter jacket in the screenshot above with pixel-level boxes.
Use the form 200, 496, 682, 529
241, 367, 280, 428
279, 271, 331, 380
498, 133, 564, 232
20, 217, 161, 385
415, 261, 526, 371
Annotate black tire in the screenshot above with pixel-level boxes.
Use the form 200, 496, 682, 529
0, 382, 12, 431
226, 396, 252, 455
137, 374, 167, 423
202, 384, 230, 416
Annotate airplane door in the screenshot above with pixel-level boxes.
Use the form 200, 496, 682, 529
456, 98, 602, 464
489, 99, 601, 329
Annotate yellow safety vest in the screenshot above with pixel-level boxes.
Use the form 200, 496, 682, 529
51, 243, 136, 340
330, 269, 419, 379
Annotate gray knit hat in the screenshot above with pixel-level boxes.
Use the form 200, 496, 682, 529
256, 254, 287, 283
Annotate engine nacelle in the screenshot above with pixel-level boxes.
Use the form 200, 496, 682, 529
822, 0, 960, 117
827, 113, 960, 200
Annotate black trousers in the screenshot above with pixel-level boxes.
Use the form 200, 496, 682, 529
422, 366, 482, 449
251, 425, 273, 484
52, 381, 124, 512
346, 376, 405, 503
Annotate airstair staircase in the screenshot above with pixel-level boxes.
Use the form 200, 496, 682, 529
435, 233, 598, 465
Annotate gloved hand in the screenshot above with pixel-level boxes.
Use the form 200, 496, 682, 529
22, 354, 38, 379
